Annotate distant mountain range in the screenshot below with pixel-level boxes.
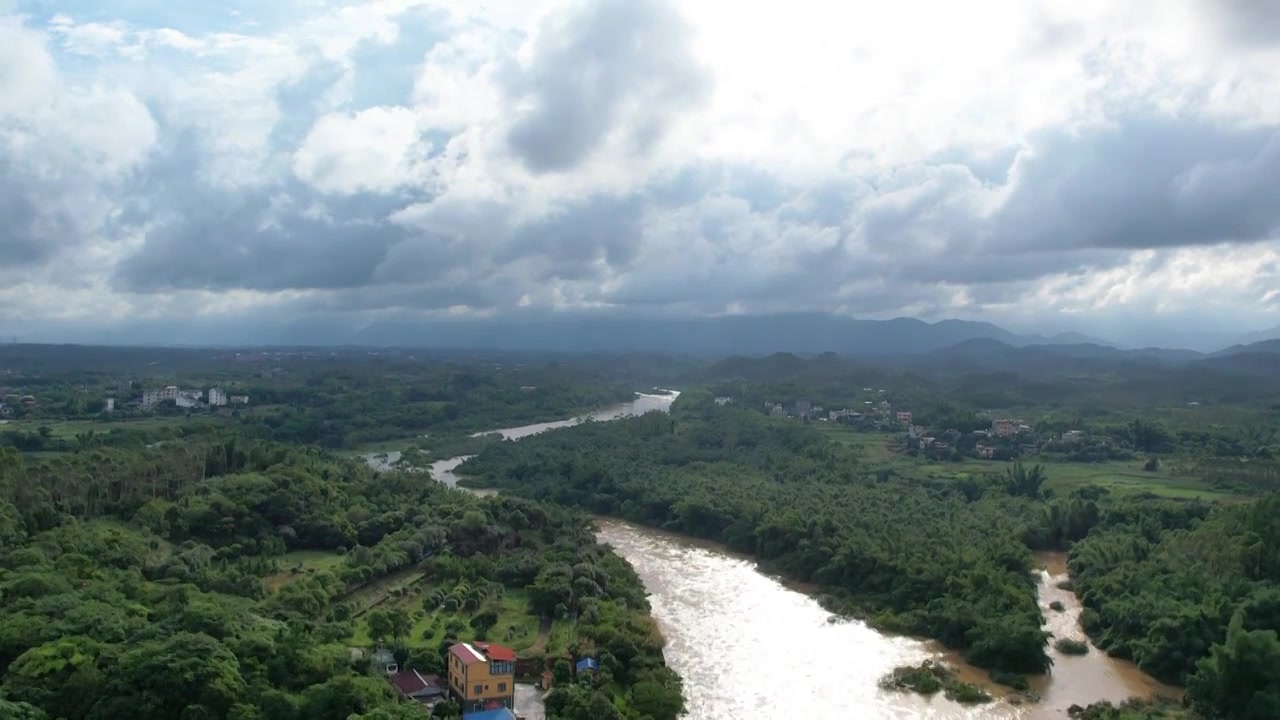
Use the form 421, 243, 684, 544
348, 313, 1119, 357
1234, 326, 1280, 346
907, 337, 1280, 377
12, 311, 1280, 359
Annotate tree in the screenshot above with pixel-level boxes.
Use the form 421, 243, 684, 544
1187, 611, 1280, 720
387, 608, 413, 647
90, 633, 246, 720
365, 610, 393, 647
629, 680, 684, 720
1004, 462, 1046, 498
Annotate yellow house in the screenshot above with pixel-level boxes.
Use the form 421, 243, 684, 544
447, 641, 516, 713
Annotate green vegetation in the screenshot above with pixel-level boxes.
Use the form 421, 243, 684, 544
1055, 638, 1090, 655
461, 394, 1055, 675
1069, 492, 1280, 715
1068, 698, 1192, 719
878, 661, 992, 704
462, 391, 1280, 716
813, 424, 1241, 500
0, 439, 683, 720
1050, 600, 1066, 612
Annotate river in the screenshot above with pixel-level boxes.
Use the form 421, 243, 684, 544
373, 391, 1176, 719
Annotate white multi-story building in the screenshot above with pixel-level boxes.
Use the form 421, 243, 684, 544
142, 386, 181, 406
209, 388, 228, 407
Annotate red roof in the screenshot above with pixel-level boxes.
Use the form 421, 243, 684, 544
450, 641, 517, 665
474, 642, 516, 662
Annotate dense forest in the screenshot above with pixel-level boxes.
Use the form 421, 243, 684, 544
1069, 495, 1280, 718
460, 391, 1280, 717
0, 441, 683, 720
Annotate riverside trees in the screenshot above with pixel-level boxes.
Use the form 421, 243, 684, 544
0, 439, 683, 720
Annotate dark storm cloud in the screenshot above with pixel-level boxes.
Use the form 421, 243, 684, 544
504, 0, 711, 173
990, 118, 1280, 252
113, 187, 407, 292
0, 170, 76, 267
502, 195, 645, 279
0, 145, 110, 276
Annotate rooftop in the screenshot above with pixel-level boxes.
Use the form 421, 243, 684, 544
462, 709, 517, 720
388, 670, 444, 698
450, 641, 516, 666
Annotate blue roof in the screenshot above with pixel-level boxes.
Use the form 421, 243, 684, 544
463, 710, 516, 720
575, 657, 599, 672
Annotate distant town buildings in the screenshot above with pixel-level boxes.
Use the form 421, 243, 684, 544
142, 386, 180, 406
230, 395, 250, 405
992, 419, 1021, 438
714, 396, 733, 406
1061, 430, 1085, 443
175, 389, 202, 408
209, 388, 228, 407
976, 444, 996, 459
104, 398, 115, 413
896, 411, 913, 423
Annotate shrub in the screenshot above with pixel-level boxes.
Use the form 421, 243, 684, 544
1049, 601, 1066, 612
1055, 638, 1089, 655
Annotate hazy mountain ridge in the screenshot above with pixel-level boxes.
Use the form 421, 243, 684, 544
6, 313, 1277, 358
346, 313, 1119, 356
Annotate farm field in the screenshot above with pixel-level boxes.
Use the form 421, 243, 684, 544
812, 423, 1244, 501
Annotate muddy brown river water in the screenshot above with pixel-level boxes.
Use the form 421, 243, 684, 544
372, 391, 1178, 719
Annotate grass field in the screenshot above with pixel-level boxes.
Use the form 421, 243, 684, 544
814, 423, 1244, 501
264, 550, 352, 592
348, 587, 545, 652
9, 416, 226, 439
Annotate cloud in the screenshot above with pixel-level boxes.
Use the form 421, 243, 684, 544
0, 16, 155, 274
4, 0, 1280, 347
293, 106, 425, 194
1203, 0, 1280, 47
990, 119, 1280, 252
503, 0, 711, 173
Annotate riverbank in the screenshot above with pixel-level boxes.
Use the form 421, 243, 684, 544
378, 392, 1179, 719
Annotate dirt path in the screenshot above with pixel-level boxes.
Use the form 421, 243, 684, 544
526, 617, 553, 654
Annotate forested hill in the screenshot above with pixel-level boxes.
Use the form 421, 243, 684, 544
459, 391, 1280, 717
0, 441, 684, 720
693, 346, 1280, 410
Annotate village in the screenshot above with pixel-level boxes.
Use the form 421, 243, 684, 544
710, 391, 1126, 465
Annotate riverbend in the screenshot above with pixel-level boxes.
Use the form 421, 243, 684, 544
372, 390, 1176, 719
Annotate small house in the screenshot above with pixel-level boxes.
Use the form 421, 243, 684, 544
575, 657, 599, 675
389, 670, 447, 706
976, 444, 996, 459
448, 642, 516, 714
714, 396, 733, 406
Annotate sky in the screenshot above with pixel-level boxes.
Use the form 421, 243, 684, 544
1, 0, 1279, 349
